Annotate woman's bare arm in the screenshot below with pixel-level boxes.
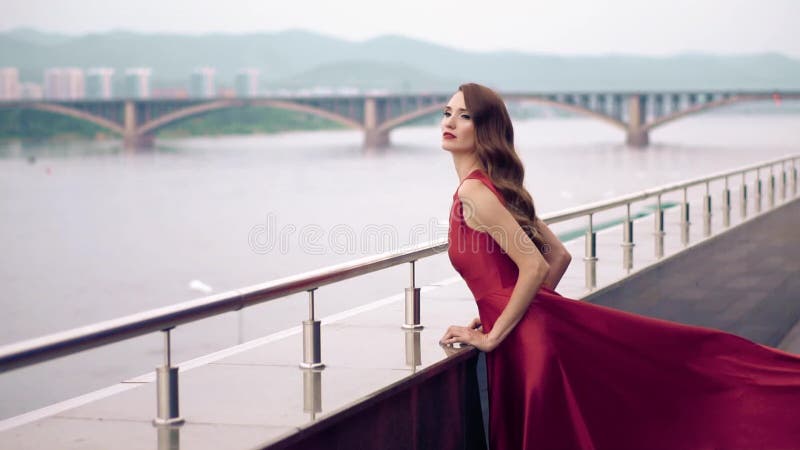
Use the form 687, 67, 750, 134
439, 180, 550, 352
534, 218, 572, 289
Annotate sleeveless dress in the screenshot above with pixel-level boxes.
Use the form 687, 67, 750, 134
447, 169, 800, 450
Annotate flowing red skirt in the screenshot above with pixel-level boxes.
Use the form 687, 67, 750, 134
477, 285, 800, 450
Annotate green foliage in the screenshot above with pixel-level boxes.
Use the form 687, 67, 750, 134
156, 107, 344, 137
0, 107, 343, 141
0, 109, 107, 140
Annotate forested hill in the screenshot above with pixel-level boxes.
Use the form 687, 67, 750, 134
2, 28, 800, 92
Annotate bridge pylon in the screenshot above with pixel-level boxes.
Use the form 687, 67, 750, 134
123, 133, 155, 148
364, 129, 390, 150
362, 97, 391, 150
626, 129, 650, 148
625, 94, 650, 148
123, 100, 155, 149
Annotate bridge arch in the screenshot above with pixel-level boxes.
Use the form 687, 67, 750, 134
507, 96, 628, 131
12, 102, 125, 135
138, 99, 364, 135
642, 94, 781, 131
376, 103, 446, 133
375, 96, 631, 133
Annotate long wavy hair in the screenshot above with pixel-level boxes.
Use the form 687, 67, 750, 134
459, 82, 546, 252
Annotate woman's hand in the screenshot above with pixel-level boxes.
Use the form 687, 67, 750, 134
439, 318, 497, 352
466, 317, 482, 331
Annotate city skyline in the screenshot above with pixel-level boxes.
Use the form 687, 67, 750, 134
0, 65, 263, 100
1, 0, 799, 58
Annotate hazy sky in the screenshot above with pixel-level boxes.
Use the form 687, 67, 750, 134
3, 0, 799, 57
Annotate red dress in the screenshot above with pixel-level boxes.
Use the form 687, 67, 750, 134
447, 169, 800, 450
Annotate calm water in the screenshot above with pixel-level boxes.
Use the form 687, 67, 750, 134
1, 112, 799, 418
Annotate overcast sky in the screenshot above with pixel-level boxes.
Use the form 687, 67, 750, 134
3, 0, 799, 57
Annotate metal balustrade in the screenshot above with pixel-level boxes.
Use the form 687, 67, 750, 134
550, 155, 798, 289
0, 154, 797, 426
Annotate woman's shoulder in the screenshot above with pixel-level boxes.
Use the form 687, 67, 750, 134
457, 178, 492, 198
457, 173, 505, 206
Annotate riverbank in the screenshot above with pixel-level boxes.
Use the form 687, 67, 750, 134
0, 107, 345, 143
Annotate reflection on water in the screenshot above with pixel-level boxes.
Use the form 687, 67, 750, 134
0, 113, 799, 419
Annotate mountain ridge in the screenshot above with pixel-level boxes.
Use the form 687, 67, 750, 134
1, 28, 799, 91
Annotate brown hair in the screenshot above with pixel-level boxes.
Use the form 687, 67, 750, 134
459, 82, 545, 252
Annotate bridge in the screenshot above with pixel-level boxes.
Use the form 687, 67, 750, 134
1, 90, 798, 149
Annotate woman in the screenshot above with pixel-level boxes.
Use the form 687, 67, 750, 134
439, 83, 800, 450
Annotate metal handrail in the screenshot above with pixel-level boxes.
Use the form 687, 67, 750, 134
0, 240, 446, 373
0, 153, 797, 424
545, 155, 796, 222
0, 153, 796, 367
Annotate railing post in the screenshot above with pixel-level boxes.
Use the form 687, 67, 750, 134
237, 309, 245, 345
768, 165, 776, 208
402, 260, 423, 330
792, 158, 798, 197
780, 161, 787, 201
739, 172, 748, 220
754, 168, 763, 213
654, 194, 665, 258
622, 203, 634, 271
300, 289, 324, 369
585, 214, 597, 289
680, 188, 690, 247
722, 176, 731, 228
702, 182, 712, 237
153, 328, 184, 426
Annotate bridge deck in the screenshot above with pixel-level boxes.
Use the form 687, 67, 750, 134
1, 188, 798, 450
5, 92, 799, 149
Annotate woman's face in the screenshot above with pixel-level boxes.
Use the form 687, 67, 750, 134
441, 91, 476, 154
